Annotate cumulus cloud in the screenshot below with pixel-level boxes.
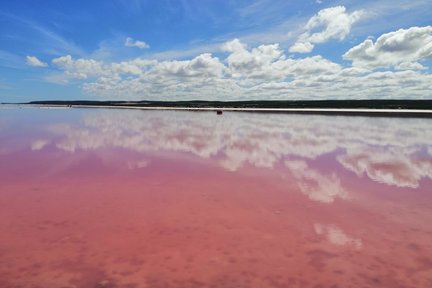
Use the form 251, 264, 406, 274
52, 55, 105, 80
222, 39, 285, 79
47, 35, 432, 100
343, 26, 432, 70
26, 56, 48, 67
289, 6, 364, 53
50, 55, 156, 83
125, 37, 150, 49
156, 53, 224, 78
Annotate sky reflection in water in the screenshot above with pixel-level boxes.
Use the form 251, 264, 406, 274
1, 107, 432, 287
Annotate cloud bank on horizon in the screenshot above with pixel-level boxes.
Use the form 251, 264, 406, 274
0, 0, 431, 101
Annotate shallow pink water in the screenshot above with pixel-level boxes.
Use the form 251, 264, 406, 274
1, 107, 432, 288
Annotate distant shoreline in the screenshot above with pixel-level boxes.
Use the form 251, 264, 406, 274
4, 101, 432, 118
12, 99, 432, 110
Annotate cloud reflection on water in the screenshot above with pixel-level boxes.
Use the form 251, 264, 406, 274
338, 147, 432, 188
31, 139, 50, 151
285, 160, 347, 203
42, 110, 432, 189
3, 108, 431, 288
314, 223, 362, 250
127, 159, 151, 170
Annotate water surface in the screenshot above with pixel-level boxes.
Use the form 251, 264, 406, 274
1, 107, 432, 287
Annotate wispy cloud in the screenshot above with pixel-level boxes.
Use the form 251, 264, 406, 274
149, 14, 305, 60
31, 24, 84, 56
236, 0, 297, 27
0, 12, 84, 56
347, 0, 432, 36
26, 56, 48, 67
150, 42, 222, 60
113, 0, 144, 14
0, 77, 12, 90
0, 50, 26, 69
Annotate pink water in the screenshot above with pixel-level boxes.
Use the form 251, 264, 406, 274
1, 107, 432, 288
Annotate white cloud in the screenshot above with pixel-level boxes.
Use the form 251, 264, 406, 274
124, 37, 150, 49
289, 6, 365, 53
288, 42, 313, 54
156, 53, 224, 78
47, 36, 432, 100
26, 56, 48, 67
81, 53, 229, 99
343, 26, 432, 70
52, 55, 105, 80
222, 39, 286, 80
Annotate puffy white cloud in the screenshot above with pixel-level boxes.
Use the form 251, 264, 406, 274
124, 37, 150, 49
156, 53, 224, 78
83, 55, 232, 100
51, 55, 157, 82
288, 42, 313, 54
221, 39, 344, 88
290, 6, 364, 53
221, 39, 342, 85
26, 56, 48, 67
48, 36, 432, 100
283, 56, 342, 75
52, 55, 105, 80
222, 39, 285, 80
343, 26, 432, 70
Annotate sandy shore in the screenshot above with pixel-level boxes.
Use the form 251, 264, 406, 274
7, 103, 432, 117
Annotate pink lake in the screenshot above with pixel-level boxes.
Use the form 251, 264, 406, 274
1, 106, 432, 288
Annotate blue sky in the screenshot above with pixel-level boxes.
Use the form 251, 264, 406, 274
0, 0, 431, 102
